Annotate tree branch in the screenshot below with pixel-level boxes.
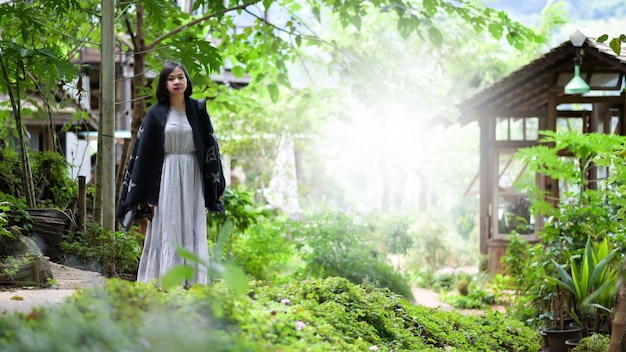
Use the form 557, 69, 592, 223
145, 1, 262, 52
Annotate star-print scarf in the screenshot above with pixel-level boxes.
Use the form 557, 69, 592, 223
115, 98, 225, 230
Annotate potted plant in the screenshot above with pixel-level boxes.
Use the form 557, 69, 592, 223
511, 131, 625, 350
541, 285, 581, 352
550, 237, 619, 338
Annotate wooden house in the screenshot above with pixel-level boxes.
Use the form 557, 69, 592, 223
457, 30, 626, 274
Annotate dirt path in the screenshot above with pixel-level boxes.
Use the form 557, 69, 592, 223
411, 286, 506, 316
411, 286, 454, 311
0, 261, 105, 314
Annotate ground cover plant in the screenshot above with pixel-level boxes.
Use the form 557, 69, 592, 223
0, 277, 542, 351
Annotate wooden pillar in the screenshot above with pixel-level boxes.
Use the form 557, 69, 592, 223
478, 114, 491, 271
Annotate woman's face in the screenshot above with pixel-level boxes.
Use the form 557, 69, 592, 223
166, 66, 187, 98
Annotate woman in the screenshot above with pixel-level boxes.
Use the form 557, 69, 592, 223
116, 61, 225, 285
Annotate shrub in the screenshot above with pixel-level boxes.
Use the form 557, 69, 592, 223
0, 277, 543, 351
60, 222, 141, 275
0, 148, 78, 209
230, 214, 298, 282
297, 210, 414, 301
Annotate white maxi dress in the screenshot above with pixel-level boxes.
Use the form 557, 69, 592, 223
136, 109, 209, 285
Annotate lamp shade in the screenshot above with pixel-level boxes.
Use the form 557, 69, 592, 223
564, 65, 590, 94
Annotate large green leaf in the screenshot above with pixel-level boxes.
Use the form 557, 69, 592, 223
551, 238, 619, 314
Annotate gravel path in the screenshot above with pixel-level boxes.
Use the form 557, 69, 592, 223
0, 261, 105, 314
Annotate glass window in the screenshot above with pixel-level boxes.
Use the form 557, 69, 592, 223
525, 117, 539, 140
611, 115, 619, 134
556, 72, 574, 87
494, 151, 535, 236
510, 118, 525, 141
556, 117, 583, 134
589, 73, 621, 88
495, 117, 540, 141
28, 132, 41, 151
495, 118, 509, 141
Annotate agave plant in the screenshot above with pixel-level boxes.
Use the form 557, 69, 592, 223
550, 237, 620, 336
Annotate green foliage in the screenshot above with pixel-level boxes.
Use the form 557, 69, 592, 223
205, 188, 297, 283
0, 149, 22, 198
376, 213, 414, 256
60, 222, 141, 275
297, 210, 414, 302
30, 151, 78, 209
500, 234, 552, 325
207, 188, 266, 242
597, 33, 625, 55
230, 214, 298, 282
1, 202, 33, 235
0, 0, 85, 208
160, 247, 248, 294
1, 256, 22, 276
409, 217, 455, 269
0, 277, 542, 351
503, 131, 626, 327
436, 271, 496, 309
441, 288, 494, 310
0, 148, 79, 209
571, 333, 610, 352
550, 238, 620, 335
514, 131, 626, 257
0, 201, 13, 239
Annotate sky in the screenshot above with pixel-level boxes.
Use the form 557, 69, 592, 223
489, 0, 626, 44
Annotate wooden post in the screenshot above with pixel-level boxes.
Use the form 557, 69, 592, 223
78, 175, 86, 233
33, 256, 40, 287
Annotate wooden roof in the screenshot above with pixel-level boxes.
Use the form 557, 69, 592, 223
458, 31, 626, 124
0, 92, 99, 131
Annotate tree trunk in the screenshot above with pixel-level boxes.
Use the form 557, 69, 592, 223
609, 280, 626, 351
0, 55, 36, 208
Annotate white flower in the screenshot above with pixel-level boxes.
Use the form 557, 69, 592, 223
295, 320, 306, 331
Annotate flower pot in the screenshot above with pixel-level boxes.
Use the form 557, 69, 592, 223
543, 326, 582, 352
565, 338, 580, 352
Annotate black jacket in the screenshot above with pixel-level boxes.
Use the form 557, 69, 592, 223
115, 98, 225, 229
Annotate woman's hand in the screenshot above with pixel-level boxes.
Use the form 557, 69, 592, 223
137, 203, 155, 221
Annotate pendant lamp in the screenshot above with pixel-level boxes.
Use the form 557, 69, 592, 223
564, 30, 590, 95
564, 64, 590, 94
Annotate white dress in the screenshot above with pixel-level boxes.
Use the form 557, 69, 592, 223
136, 109, 209, 285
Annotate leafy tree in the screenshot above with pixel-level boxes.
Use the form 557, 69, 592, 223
0, 0, 86, 208
0, 0, 542, 217
107, 0, 543, 205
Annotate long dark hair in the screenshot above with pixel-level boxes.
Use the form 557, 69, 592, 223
155, 61, 193, 102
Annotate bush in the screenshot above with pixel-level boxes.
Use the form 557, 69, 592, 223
60, 222, 141, 275
0, 277, 543, 351
0, 148, 78, 209
230, 214, 298, 282
297, 210, 414, 302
